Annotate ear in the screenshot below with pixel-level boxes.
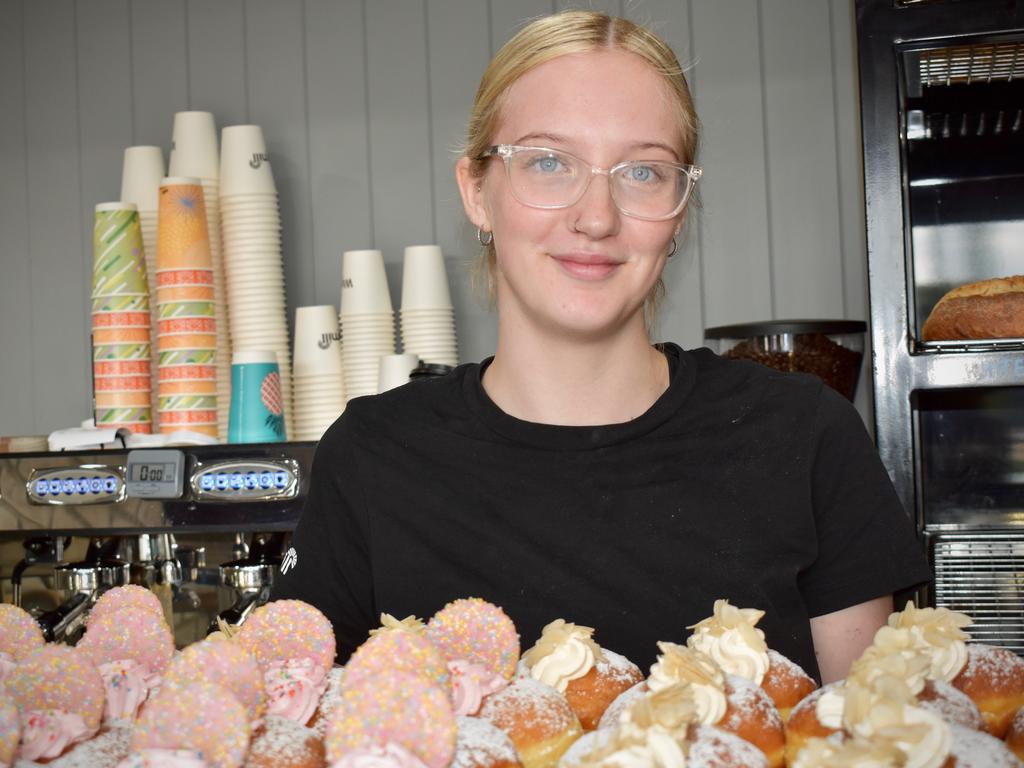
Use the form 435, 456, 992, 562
455, 156, 492, 233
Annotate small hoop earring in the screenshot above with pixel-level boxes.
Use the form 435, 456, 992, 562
667, 238, 677, 258
477, 228, 493, 247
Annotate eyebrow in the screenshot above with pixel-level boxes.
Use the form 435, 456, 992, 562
512, 132, 681, 162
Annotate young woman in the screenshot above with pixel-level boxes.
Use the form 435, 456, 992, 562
273, 11, 931, 684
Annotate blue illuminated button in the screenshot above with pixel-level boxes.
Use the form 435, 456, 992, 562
230, 473, 244, 490
62, 479, 76, 495
90, 478, 103, 493
200, 474, 215, 491
259, 472, 273, 489
215, 473, 229, 491
104, 477, 118, 493
49, 479, 62, 494
244, 472, 258, 490
274, 471, 288, 489
34, 479, 48, 496
76, 477, 90, 495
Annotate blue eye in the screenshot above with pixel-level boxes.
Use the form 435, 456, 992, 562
628, 165, 657, 183
531, 155, 565, 173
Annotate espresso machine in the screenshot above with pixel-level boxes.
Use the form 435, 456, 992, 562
0, 441, 315, 645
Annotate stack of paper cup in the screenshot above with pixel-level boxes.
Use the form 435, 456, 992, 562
378, 353, 420, 393
120, 146, 165, 424
91, 203, 153, 433
399, 245, 458, 367
220, 124, 293, 436
291, 305, 346, 440
339, 249, 397, 400
154, 177, 219, 438
169, 111, 232, 440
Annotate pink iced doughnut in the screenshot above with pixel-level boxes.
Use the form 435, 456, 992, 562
78, 606, 175, 676
0, 698, 18, 767
426, 598, 520, 681
326, 669, 456, 768
163, 638, 266, 724
88, 585, 164, 626
131, 681, 250, 768
0, 603, 44, 662
6, 645, 105, 734
344, 629, 451, 695
236, 600, 335, 672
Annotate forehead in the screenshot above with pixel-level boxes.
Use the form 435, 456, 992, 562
494, 49, 681, 153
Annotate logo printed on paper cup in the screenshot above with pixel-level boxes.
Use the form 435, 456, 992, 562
318, 331, 342, 350
249, 152, 269, 169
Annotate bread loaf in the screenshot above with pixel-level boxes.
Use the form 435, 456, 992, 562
921, 275, 1024, 341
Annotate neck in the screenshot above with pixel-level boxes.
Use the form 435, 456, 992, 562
483, 316, 669, 426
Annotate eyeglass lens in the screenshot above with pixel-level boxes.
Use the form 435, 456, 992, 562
505, 147, 693, 219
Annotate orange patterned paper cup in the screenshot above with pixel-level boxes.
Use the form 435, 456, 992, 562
155, 285, 216, 302
93, 327, 151, 344
157, 334, 217, 350
94, 374, 151, 392
158, 317, 216, 335
95, 391, 152, 408
93, 360, 151, 377
157, 179, 213, 271
155, 268, 214, 288
158, 380, 218, 396
92, 311, 151, 329
158, 409, 218, 426
158, 364, 217, 382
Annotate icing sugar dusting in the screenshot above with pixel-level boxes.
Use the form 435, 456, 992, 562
248, 715, 324, 765
947, 723, 1019, 767
720, 675, 782, 732
451, 716, 519, 768
48, 724, 132, 768
688, 724, 768, 768
918, 680, 982, 730
479, 677, 576, 735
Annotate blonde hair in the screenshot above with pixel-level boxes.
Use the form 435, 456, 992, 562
464, 10, 700, 320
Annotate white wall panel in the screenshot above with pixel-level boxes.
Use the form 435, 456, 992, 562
0, 0, 35, 434
0, 0, 874, 434
761, 0, 845, 319
23, 0, 89, 429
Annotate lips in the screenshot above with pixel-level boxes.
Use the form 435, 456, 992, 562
551, 252, 622, 280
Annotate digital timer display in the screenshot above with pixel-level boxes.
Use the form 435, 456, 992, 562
130, 463, 174, 483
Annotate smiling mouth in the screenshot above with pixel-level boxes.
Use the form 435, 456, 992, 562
552, 253, 621, 280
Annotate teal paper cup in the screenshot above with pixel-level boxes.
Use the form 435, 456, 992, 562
227, 350, 286, 443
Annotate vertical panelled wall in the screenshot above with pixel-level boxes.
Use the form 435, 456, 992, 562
0, 0, 870, 435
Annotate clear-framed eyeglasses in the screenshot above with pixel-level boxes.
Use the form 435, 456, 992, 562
478, 144, 702, 222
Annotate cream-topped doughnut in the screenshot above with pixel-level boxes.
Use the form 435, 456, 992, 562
130, 681, 250, 768
0, 698, 18, 768
477, 676, 582, 768
686, 600, 771, 686
887, 601, 972, 683
78, 606, 175, 723
343, 627, 451, 697
426, 598, 520, 682
237, 600, 335, 726
6, 645, 105, 762
0, 603, 44, 686
325, 668, 456, 768
162, 638, 266, 725
88, 585, 164, 627
951, 643, 1024, 739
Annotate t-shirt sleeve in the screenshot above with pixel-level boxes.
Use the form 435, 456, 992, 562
798, 384, 933, 617
271, 413, 377, 661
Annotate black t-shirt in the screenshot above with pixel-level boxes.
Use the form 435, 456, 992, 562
272, 343, 932, 681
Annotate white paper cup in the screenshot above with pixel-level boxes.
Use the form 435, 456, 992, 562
121, 146, 165, 212
341, 249, 393, 315
169, 112, 219, 180
294, 305, 343, 376
220, 125, 276, 196
401, 244, 453, 310
377, 353, 419, 393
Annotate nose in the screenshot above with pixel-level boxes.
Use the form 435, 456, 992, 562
570, 170, 620, 239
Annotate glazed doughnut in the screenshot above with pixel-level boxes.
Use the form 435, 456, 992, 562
6, 645, 105, 762
1004, 705, 1024, 762
88, 585, 164, 627
452, 715, 523, 768
948, 722, 1020, 766
78, 606, 175, 723
718, 675, 785, 768
325, 668, 456, 768
760, 649, 817, 722
237, 600, 335, 726
48, 723, 133, 768
917, 679, 983, 730
950, 643, 1024, 738
0, 698, 18, 768
783, 682, 842, 765
163, 638, 266, 725
477, 676, 583, 768
426, 598, 521, 682
130, 681, 250, 768
0, 603, 44, 686
244, 715, 326, 768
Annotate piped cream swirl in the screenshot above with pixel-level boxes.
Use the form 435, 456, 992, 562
686, 600, 769, 685
522, 619, 602, 693
647, 643, 727, 726
887, 602, 971, 683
